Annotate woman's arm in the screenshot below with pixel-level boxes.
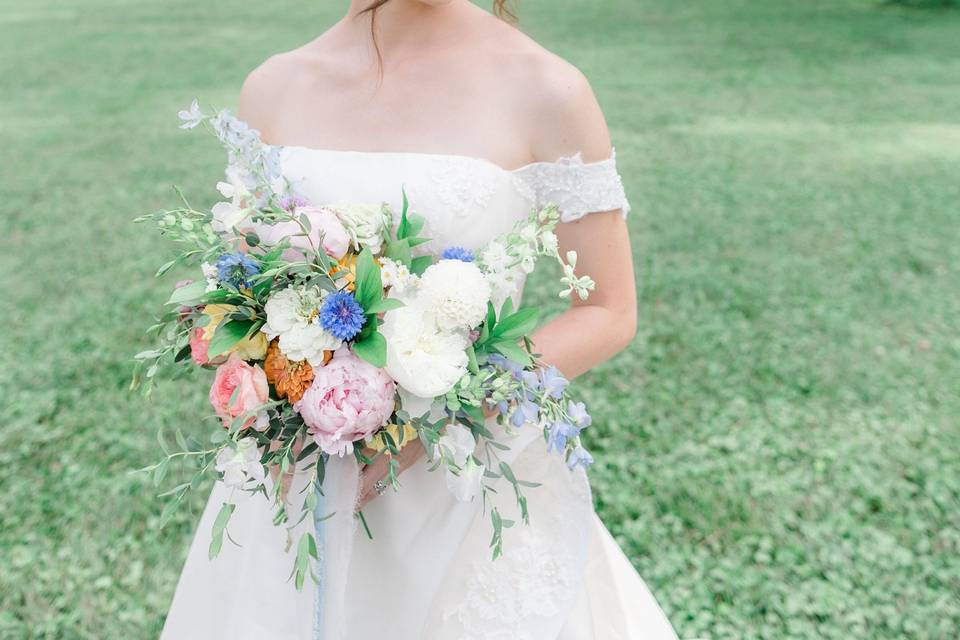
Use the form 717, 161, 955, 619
530, 210, 637, 379
525, 62, 638, 378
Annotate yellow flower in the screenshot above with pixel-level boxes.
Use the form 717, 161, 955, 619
330, 254, 357, 292
365, 423, 419, 456
201, 304, 269, 360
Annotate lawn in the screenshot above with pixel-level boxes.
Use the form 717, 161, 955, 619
2, 0, 959, 638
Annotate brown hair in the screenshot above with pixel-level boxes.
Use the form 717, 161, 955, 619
360, 1, 517, 70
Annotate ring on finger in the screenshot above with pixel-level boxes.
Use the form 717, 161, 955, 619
374, 479, 387, 496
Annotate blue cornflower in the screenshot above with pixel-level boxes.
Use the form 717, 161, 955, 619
441, 246, 475, 262
547, 420, 581, 454
319, 291, 367, 341
567, 446, 594, 470
510, 399, 540, 428
216, 252, 260, 288
539, 366, 569, 400
567, 401, 592, 429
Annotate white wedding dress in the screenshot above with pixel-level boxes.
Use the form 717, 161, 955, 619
161, 145, 677, 640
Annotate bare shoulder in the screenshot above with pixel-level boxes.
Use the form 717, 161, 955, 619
486, 24, 612, 163
237, 36, 337, 140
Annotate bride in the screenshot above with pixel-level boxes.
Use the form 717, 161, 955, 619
162, 1, 677, 638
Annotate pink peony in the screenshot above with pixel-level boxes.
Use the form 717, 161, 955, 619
294, 347, 396, 456
209, 354, 270, 430
253, 205, 350, 261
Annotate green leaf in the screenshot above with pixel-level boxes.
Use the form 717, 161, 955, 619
365, 297, 405, 314
491, 340, 531, 365
385, 239, 413, 267
167, 280, 207, 306
352, 331, 387, 367
397, 189, 411, 239
354, 247, 383, 310
410, 255, 433, 276
492, 307, 540, 340
207, 319, 256, 357
466, 344, 479, 376
498, 297, 514, 321
208, 502, 235, 559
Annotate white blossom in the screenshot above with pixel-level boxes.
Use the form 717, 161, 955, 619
201, 262, 219, 292
381, 302, 469, 399
262, 286, 342, 366
178, 99, 204, 130
215, 437, 266, 489
438, 423, 483, 502
334, 202, 392, 254
379, 257, 417, 295
418, 259, 491, 332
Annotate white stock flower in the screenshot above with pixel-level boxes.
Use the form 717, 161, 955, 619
334, 202, 392, 254
379, 257, 417, 295
201, 262, 219, 292
262, 286, 342, 366
215, 437, 266, 489
438, 422, 484, 502
539, 230, 558, 254
418, 259, 491, 332
210, 201, 246, 233
381, 302, 469, 400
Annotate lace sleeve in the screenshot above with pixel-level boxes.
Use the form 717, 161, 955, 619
513, 149, 630, 223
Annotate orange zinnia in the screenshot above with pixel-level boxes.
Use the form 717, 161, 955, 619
263, 340, 316, 403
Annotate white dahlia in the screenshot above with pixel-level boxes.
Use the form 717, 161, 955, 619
418, 259, 491, 332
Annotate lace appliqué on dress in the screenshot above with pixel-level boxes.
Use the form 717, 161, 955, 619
442, 529, 576, 640
427, 156, 496, 219
439, 463, 593, 640
513, 150, 630, 223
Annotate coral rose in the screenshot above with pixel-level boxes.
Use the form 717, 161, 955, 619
294, 347, 396, 456
209, 354, 270, 430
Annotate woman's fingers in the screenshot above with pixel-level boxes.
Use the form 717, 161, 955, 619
356, 440, 426, 509
357, 455, 389, 509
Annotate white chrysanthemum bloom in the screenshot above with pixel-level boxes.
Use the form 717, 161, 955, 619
379, 257, 417, 295
201, 262, 219, 292
262, 286, 341, 366
381, 302, 469, 399
438, 423, 484, 502
418, 259, 491, 332
279, 323, 340, 367
215, 437, 265, 489
334, 202, 392, 254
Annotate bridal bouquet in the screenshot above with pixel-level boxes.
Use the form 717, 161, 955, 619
134, 102, 597, 588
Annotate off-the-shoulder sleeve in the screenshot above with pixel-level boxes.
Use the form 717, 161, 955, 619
512, 149, 630, 222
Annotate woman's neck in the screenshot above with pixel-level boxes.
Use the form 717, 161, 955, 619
342, 0, 479, 62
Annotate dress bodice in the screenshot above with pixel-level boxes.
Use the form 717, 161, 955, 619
274, 145, 630, 255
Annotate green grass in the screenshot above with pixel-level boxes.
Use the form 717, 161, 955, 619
2, 0, 959, 637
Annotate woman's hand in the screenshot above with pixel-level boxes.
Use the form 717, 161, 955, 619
357, 440, 426, 509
